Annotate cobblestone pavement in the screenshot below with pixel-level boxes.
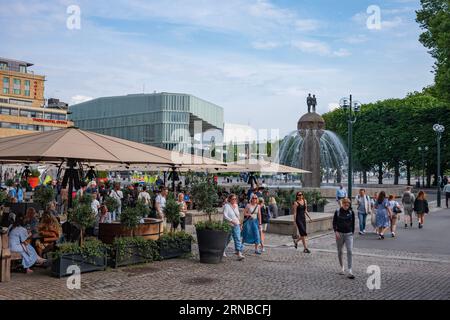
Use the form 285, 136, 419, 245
1, 210, 449, 300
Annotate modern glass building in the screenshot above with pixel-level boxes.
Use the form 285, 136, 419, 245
69, 92, 224, 151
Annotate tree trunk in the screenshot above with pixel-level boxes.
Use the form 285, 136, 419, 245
79, 229, 84, 247
426, 166, 431, 188
394, 161, 400, 185
363, 170, 368, 184
378, 163, 383, 184
336, 169, 342, 184
406, 161, 411, 186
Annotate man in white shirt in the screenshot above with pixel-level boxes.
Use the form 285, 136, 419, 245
155, 187, 168, 230
138, 185, 151, 206
109, 183, 123, 221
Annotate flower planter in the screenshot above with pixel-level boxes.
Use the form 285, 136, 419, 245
312, 204, 325, 212
27, 177, 39, 189
196, 229, 229, 264
159, 239, 192, 260
51, 251, 107, 278
98, 218, 163, 244
109, 244, 155, 268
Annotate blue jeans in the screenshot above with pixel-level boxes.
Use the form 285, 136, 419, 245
358, 211, 367, 232
227, 224, 243, 253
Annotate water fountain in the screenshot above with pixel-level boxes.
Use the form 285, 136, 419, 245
276, 95, 348, 188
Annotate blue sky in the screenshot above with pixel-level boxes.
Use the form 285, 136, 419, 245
0, 0, 434, 138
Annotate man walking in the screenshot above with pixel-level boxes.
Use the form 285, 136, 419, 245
336, 184, 347, 207
443, 180, 450, 209
155, 187, 168, 230
355, 189, 371, 235
402, 186, 415, 227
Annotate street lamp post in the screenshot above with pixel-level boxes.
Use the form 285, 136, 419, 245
417, 146, 428, 187
339, 95, 361, 200
433, 124, 445, 207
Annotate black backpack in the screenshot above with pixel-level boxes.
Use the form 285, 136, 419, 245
261, 205, 270, 224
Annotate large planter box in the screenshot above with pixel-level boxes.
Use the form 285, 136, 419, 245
109, 244, 155, 268
196, 229, 229, 264
312, 204, 325, 212
185, 210, 223, 225
51, 252, 107, 278
98, 218, 163, 244
159, 239, 192, 260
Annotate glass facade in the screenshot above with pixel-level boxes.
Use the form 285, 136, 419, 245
24, 80, 30, 96
3, 77, 9, 94
69, 93, 224, 151
13, 79, 21, 95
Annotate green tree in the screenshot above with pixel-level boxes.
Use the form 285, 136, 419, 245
417, 0, 450, 102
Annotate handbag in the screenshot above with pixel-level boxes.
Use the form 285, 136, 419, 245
393, 204, 402, 214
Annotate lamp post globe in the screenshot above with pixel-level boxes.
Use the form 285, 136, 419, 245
433, 124, 445, 207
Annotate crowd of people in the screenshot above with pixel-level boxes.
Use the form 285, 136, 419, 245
2, 179, 194, 273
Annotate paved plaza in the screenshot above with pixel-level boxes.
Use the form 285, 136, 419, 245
1, 205, 449, 300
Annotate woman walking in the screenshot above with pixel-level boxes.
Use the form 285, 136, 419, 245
333, 198, 355, 279
387, 194, 401, 237
374, 191, 392, 240
370, 192, 378, 233
242, 194, 262, 254
292, 191, 312, 253
223, 194, 245, 260
414, 191, 429, 229
173, 193, 187, 231
268, 197, 278, 219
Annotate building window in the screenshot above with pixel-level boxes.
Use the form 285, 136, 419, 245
2, 77, 9, 94
13, 79, 21, 95
19, 65, 26, 73
0, 62, 7, 70
24, 80, 30, 96
20, 110, 32, 117
0, 107, 10, 115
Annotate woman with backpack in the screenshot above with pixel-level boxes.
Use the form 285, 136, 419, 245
414, 191, 429, 229
292, 191, 312, 253
387, 194, 401, 237
242, 194, 262, 254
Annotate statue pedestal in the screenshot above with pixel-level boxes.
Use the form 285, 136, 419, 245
298, 112, 325, 188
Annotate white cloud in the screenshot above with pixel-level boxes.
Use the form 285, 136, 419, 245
332, 48, 351, 57
381, 17, 403, 29
291, 40, 330, 56
295, 19, 321, 31
71, 95, 93, 105
328, 103, 340, 111
251, 41, 281, 50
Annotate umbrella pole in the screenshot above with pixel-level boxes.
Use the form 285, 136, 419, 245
171, 167, 176, 195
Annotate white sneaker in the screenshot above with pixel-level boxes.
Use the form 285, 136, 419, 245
237, 253, 245, 261
359, 231, 364, 235
223, 252, 227, 257
362, 230, 366, 234
339, 269, 345, 275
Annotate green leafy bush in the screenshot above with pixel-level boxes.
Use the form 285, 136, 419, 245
157, 231, 194, 257
68, 201, 96, 245
120, 207, 142, 233
164, 193, 180, 230
53, 238, 108, 260
5, 179, 14, 187
195, 220, 231, 233
104, 195, 119, 213
135, 199, 150, 218
112, 236, 160, 262
33, 186, 55, 209
0, 190, 8, 205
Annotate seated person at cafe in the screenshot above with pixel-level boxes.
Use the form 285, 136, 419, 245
24, 207, 40, 246
36, 211, 62, 256
8, 216, 46, 274
94, 205, 112, 236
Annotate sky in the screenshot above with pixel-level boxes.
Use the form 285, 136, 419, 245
0, 0, 434, 139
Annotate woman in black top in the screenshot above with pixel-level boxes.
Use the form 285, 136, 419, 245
292, 192, 312, 253
414, 191, 429, 229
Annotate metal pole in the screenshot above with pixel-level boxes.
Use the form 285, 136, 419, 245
421, 151, 425, 188
348, 94, 353, 200
437, 134, 441, 207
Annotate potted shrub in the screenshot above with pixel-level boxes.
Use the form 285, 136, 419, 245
164, 193, 180, 232
157, 231, 193, 259
67, 194, 96, 246
104, 195, 119, 214
27, 169, 40, 189
33, 185, 55, 211
191, 175, 231, 264
51, 238, 108, 278
109, 236, 160, 268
